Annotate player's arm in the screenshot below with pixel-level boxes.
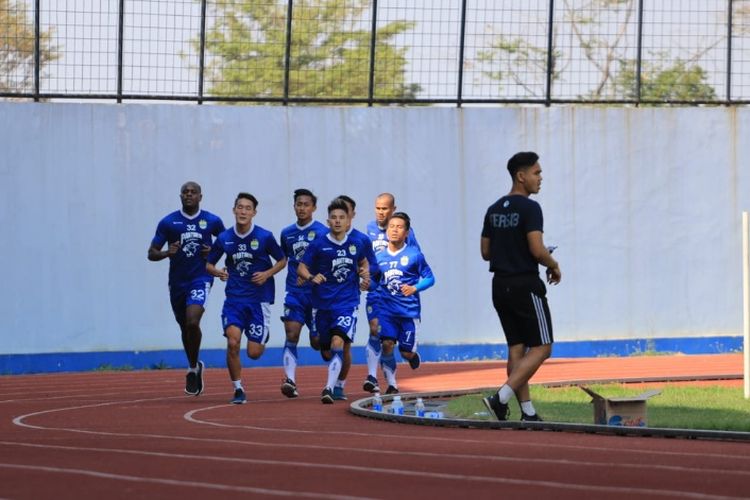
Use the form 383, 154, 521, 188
148, 241, 179, 261
401, 256, 435, 297
527, 231, 561, 284
251, 256, 288, 285
480, 236, 491, 261
205, 244, 228, 281
358, 257, 370, 291
297, 262, 326, 285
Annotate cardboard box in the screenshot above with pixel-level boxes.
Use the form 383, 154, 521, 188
580, 386, 661, 427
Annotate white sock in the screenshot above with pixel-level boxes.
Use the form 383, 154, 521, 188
325, 352, 343, 390
498, 384, 514, 404
232, 380, 243, 390
335, 379, 346, 389
283, 347, 297, 381
365, 342, 381, 378
382, 364, 397, 388
520, 400, 536, 415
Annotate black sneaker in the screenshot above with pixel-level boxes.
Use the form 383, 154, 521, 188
231, 388, 247, 405
482, 393, 509, 421
281, 378, 298, 398
321, 388, 334, 404
521, 411, 543, 422
185, 367, 199, 395
385, 385, 399, 395
408, 352, 421, 370
362, 375, 380, 393
195, 361, 205, 395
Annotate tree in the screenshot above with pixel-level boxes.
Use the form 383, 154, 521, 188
475, 0, 725, 103
0, 0, 58, 93
199, 0, 420, 100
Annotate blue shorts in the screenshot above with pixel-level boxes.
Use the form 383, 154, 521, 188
169, 278, 212, 326
313, 307, 358, 350
365, 293, 381, 323
281, 290, 316, 336
379, 315, 420, 353
222, 300, 271, 344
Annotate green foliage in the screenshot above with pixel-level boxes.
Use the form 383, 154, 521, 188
94, 364, 134, 372
0, 0, 59, 92
614, 58, 717, 102
447, 384, 750, 432
199, 0, 420, 100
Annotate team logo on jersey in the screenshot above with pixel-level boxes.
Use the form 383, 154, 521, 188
236, 260, 252, 277
183, 241, 201, 257
348, 244, 357, 255
400, 256, 409, 266
307, 231, 316, 241
503, 200, 510, 208
199, 219, 208, 230
250, 239, 259, 250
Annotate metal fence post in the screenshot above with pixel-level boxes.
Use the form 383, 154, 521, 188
545, 0, 554, 106
727, 0, 733, 103
283, 0, 294, 105
198, 0, 207, 104
117, 0, 125, 102
368, 0, 379, 106
34, 0, 40, 101
457, 0, 467, 107
636, 0, 644, 105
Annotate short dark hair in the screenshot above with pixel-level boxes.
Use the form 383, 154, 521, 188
336, 194, 356, 211
388, 211, 411, 230
294, 188, 317, 206
328, 198, 349, 215
234, 192, 258, 209
507, 152, 539, 178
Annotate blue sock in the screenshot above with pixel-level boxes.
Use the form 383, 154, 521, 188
368, 335, 382, 354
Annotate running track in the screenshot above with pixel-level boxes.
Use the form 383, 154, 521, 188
0, 354, 747, 499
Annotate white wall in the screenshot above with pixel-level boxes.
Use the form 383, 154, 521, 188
1, 103, 748, 354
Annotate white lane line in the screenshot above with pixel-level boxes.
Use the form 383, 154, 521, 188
0, 442, 742, 500
0, 462, 371, 499
11, 395, 750, 464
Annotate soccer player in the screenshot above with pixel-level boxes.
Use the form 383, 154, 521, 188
148, 181, 225, 396
373, 212, 434, 394
278, 189, 329, 398
363, 193, 420, 394
206, 193, 287, 405
480, 151, 561, 421
297, 198, 370, 404
331, 195, 377, 400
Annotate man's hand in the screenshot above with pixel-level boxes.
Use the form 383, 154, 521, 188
546, 266, 561, 285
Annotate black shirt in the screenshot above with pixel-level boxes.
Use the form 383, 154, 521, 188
481, 195, 543, 276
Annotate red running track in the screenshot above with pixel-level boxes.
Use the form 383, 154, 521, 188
0, 354, 747, 499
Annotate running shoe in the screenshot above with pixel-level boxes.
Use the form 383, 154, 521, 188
482, 393, 509, 421
281, 378, 299, 398
320, 388, 334, 404
195, 361, 205, 395
231, 388, 247, 405
520, 411, 543, 422
332, 386, 347, 401
185, 366, 199, 395
385, 385, 399, 395
362, 375, 380, 393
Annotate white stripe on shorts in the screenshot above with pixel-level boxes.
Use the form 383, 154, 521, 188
261, 302, 272, 344
531, 293, 551, 345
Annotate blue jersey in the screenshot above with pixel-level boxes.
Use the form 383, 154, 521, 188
350, 227, 378, 280
366, 220, 421, 255
280, 220, 329, 293
300, 233, 369, 309
207, 224, 284, 303
376, 244, 434, 318
150, 209, 225, 288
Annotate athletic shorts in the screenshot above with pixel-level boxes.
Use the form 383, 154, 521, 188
492, 274, 553, 347
378, 315, 419, 353
281, 290, 316, 336
365, 292, 381, 323
313, 307, 358, 350
222, 300, 271, 344
169, 278, 212, 326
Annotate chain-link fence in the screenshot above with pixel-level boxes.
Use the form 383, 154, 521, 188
2, 0, 749, 105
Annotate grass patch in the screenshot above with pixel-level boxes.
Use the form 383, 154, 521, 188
446, 383, 750, 432
94, 363, 134, 372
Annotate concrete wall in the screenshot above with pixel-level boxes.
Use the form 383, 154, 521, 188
1, 102, 748, 356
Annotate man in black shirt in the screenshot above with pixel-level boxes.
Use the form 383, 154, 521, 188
480, 151, 561, 421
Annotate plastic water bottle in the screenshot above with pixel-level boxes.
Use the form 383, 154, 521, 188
372, 392, 383, 412
415, 397, 426, 417
391, 395, 404, 415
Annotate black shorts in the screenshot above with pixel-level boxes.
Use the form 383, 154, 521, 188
492, 273, 553, 347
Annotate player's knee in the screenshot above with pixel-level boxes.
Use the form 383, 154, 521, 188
320, 350, 332, 361
247, 344, 264, 360
381, 339, 395, 354
399, 349, 414, 359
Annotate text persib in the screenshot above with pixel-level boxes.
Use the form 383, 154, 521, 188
489, 213, 519, 228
